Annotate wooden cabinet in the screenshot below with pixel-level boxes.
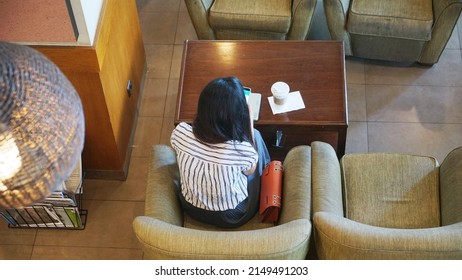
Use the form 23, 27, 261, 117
33, 0, 146, 179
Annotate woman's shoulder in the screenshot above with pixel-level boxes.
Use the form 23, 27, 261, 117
176, 122, 192, 130
171, 122, 193, 143
173, 122, 192, 134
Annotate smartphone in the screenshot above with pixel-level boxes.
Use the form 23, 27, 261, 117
243, 87, 251, 103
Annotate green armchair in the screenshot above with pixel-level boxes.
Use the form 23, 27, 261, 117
184, 0, 317, 40
323, 0, 462, 64
133, 145, 312, 259
311, 141, 462, 259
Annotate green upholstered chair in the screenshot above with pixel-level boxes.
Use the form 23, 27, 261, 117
133, 145, 312, 259
184, 0, 317, 40
323, 0, 462, 64
311, 141, 462, 259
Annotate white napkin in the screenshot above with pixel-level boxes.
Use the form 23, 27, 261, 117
268, 91, 305, 114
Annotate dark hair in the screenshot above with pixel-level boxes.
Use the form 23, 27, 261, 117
193, 76, 254, 146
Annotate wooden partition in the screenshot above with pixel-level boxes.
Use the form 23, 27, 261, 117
33, 0, 146, 180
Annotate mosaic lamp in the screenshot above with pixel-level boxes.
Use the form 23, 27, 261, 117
0, 42, 85, 209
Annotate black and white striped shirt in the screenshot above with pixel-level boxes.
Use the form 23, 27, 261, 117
171, 122, 258, 211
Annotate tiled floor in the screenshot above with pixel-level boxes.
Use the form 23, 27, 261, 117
1, 0, 461, 259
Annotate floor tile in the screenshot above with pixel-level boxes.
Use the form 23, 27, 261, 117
180, 0, 188, 12
139, 78, 169, 117
307, 3, 331, 40
144, 45, 174, 79
347, 84, 367, 121
170, 44, 186, 79
34, 200, 144, 249
0, 245, 33, 260
131, 116, 164, 158
175, 11, 198, 44
160, 117, 175, 146
366, 85, 462, 123
457, 15, 462, 48
365, 50, 462, 87
0, 220, 37, 245
345, 57, 365, 84
164, 78, 180, 118
367, 122, 462, 163
31, 246, 143, 260
345, 121, 368, 154
446, 23, 460, 49
83, 156, 149, 201
137, 0, 181, 12
139, 12, 178, 44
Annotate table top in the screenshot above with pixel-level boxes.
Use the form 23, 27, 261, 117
176, 40, 347, 126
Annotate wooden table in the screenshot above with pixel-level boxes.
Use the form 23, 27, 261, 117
175, 40, 348, 160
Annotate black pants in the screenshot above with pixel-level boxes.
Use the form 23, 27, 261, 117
179, 129, 271, 228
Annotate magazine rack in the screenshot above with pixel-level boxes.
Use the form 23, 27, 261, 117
0, 160, 87, 229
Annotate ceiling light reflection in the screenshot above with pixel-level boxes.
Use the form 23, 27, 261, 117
0, 134, 22, 191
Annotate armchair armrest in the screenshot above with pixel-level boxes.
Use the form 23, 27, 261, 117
314, 211, 462, 259
133, 217, 311, 259
311, 141, 344, 216
420, 0, 462, 64
432, 0, 462, 19
287, 0, 317, 39
323, 0, 352, 54
280, 145, 312, 224
184, 0, 215, 39
144, 145, 183, 226
440, 146, 462, 225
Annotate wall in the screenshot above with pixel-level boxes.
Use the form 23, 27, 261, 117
70, 0, 103, 45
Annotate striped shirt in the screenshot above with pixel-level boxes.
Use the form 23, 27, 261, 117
170, 122, 258, 211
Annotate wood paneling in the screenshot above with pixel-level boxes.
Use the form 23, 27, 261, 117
32, 0, 146, 179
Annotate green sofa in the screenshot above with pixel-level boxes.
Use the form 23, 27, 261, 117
184, 0, 317, 40
133, 145, 312, 259
323, 0, 462, 64
311, 141, 462, 259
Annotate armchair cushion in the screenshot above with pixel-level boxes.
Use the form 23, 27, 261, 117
184, 213, 273, 231
341, 153, 440, 229
209, 0, 292, 33
314, 211, 462, 260
347, 0, 433, 40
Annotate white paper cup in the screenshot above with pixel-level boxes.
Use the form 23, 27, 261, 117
271, 81, 290, 105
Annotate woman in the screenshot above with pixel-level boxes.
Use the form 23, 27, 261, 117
170, 76, 270, 228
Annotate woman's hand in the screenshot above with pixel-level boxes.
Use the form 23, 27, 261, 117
244, 163, 257, 176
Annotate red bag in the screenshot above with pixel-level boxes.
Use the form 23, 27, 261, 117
259, 160, 283, 224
